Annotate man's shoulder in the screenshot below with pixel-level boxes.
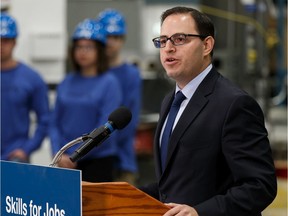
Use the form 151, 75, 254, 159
17, 62, 46, 82
18, 62, 38, 73
121, 62, 141, 75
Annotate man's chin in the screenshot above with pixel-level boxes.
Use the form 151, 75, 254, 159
166, 70, 178, 79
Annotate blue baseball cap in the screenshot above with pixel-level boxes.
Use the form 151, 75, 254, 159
97, 9, 126, 35
72, 19, 106, 45
0, 13, 18, 38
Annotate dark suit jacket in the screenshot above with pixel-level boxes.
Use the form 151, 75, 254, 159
141, 67, 277, 216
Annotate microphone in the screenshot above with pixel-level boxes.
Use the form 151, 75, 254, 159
69, 106, 132, 162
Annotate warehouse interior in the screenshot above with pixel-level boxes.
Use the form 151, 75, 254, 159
1, 0, 287, 215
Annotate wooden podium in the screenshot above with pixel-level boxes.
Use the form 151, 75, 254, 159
82, 182, 170, 215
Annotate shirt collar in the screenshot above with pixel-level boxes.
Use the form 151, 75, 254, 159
175, 64, 212, 100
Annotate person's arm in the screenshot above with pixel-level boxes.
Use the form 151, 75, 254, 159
49, 83, 78, 169
22, 77, 50, 156
195, 95, 276, 215
49, 86, 63, 157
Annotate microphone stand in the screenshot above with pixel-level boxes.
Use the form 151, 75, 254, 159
49, 136, 88, 167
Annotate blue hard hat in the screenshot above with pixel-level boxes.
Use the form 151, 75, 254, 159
0, 13, 18, 38
72, 19, 106, 45
97, 9, 126, 35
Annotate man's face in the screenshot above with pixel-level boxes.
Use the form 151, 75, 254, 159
0, 38, 16, 63
106, 35, 124, 59
160, 14, 209, 88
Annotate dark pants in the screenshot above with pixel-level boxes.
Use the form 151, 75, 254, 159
77, 156, 116, 183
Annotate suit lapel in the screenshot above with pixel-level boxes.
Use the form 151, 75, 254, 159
160, 68, 220, 176
165, 93, 208, 167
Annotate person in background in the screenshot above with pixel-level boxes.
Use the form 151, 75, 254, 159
139, 6, 277, 216
0, 13, 50, 163
49, 19, 122, 182
97, 9, 142, 185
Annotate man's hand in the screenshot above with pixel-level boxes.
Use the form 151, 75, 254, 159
8, 149, 28, 162
163, 203, 199, 216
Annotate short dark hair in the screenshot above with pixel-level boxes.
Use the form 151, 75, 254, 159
161, 6, 215, 39
71, 40, 109, 74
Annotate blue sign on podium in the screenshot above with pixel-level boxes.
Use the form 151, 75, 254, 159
1, 161, 81, 216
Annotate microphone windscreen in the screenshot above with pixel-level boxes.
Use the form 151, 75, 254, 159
108, 106, 132, 129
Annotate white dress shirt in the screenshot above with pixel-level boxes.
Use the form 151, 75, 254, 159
160, 64, 212, 146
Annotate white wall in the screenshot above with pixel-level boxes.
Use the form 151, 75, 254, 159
8, 0, 67, 84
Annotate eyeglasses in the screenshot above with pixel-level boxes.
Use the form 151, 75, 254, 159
152, 33, 207, 48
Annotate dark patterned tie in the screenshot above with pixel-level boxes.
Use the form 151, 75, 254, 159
161, 91, 186, 171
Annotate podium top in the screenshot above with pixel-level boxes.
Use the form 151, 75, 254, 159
82, 181, 170, 216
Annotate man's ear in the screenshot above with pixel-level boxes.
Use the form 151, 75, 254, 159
203, 36, 214, 57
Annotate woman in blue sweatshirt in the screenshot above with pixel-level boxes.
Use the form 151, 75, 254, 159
50, 19, 122, 182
